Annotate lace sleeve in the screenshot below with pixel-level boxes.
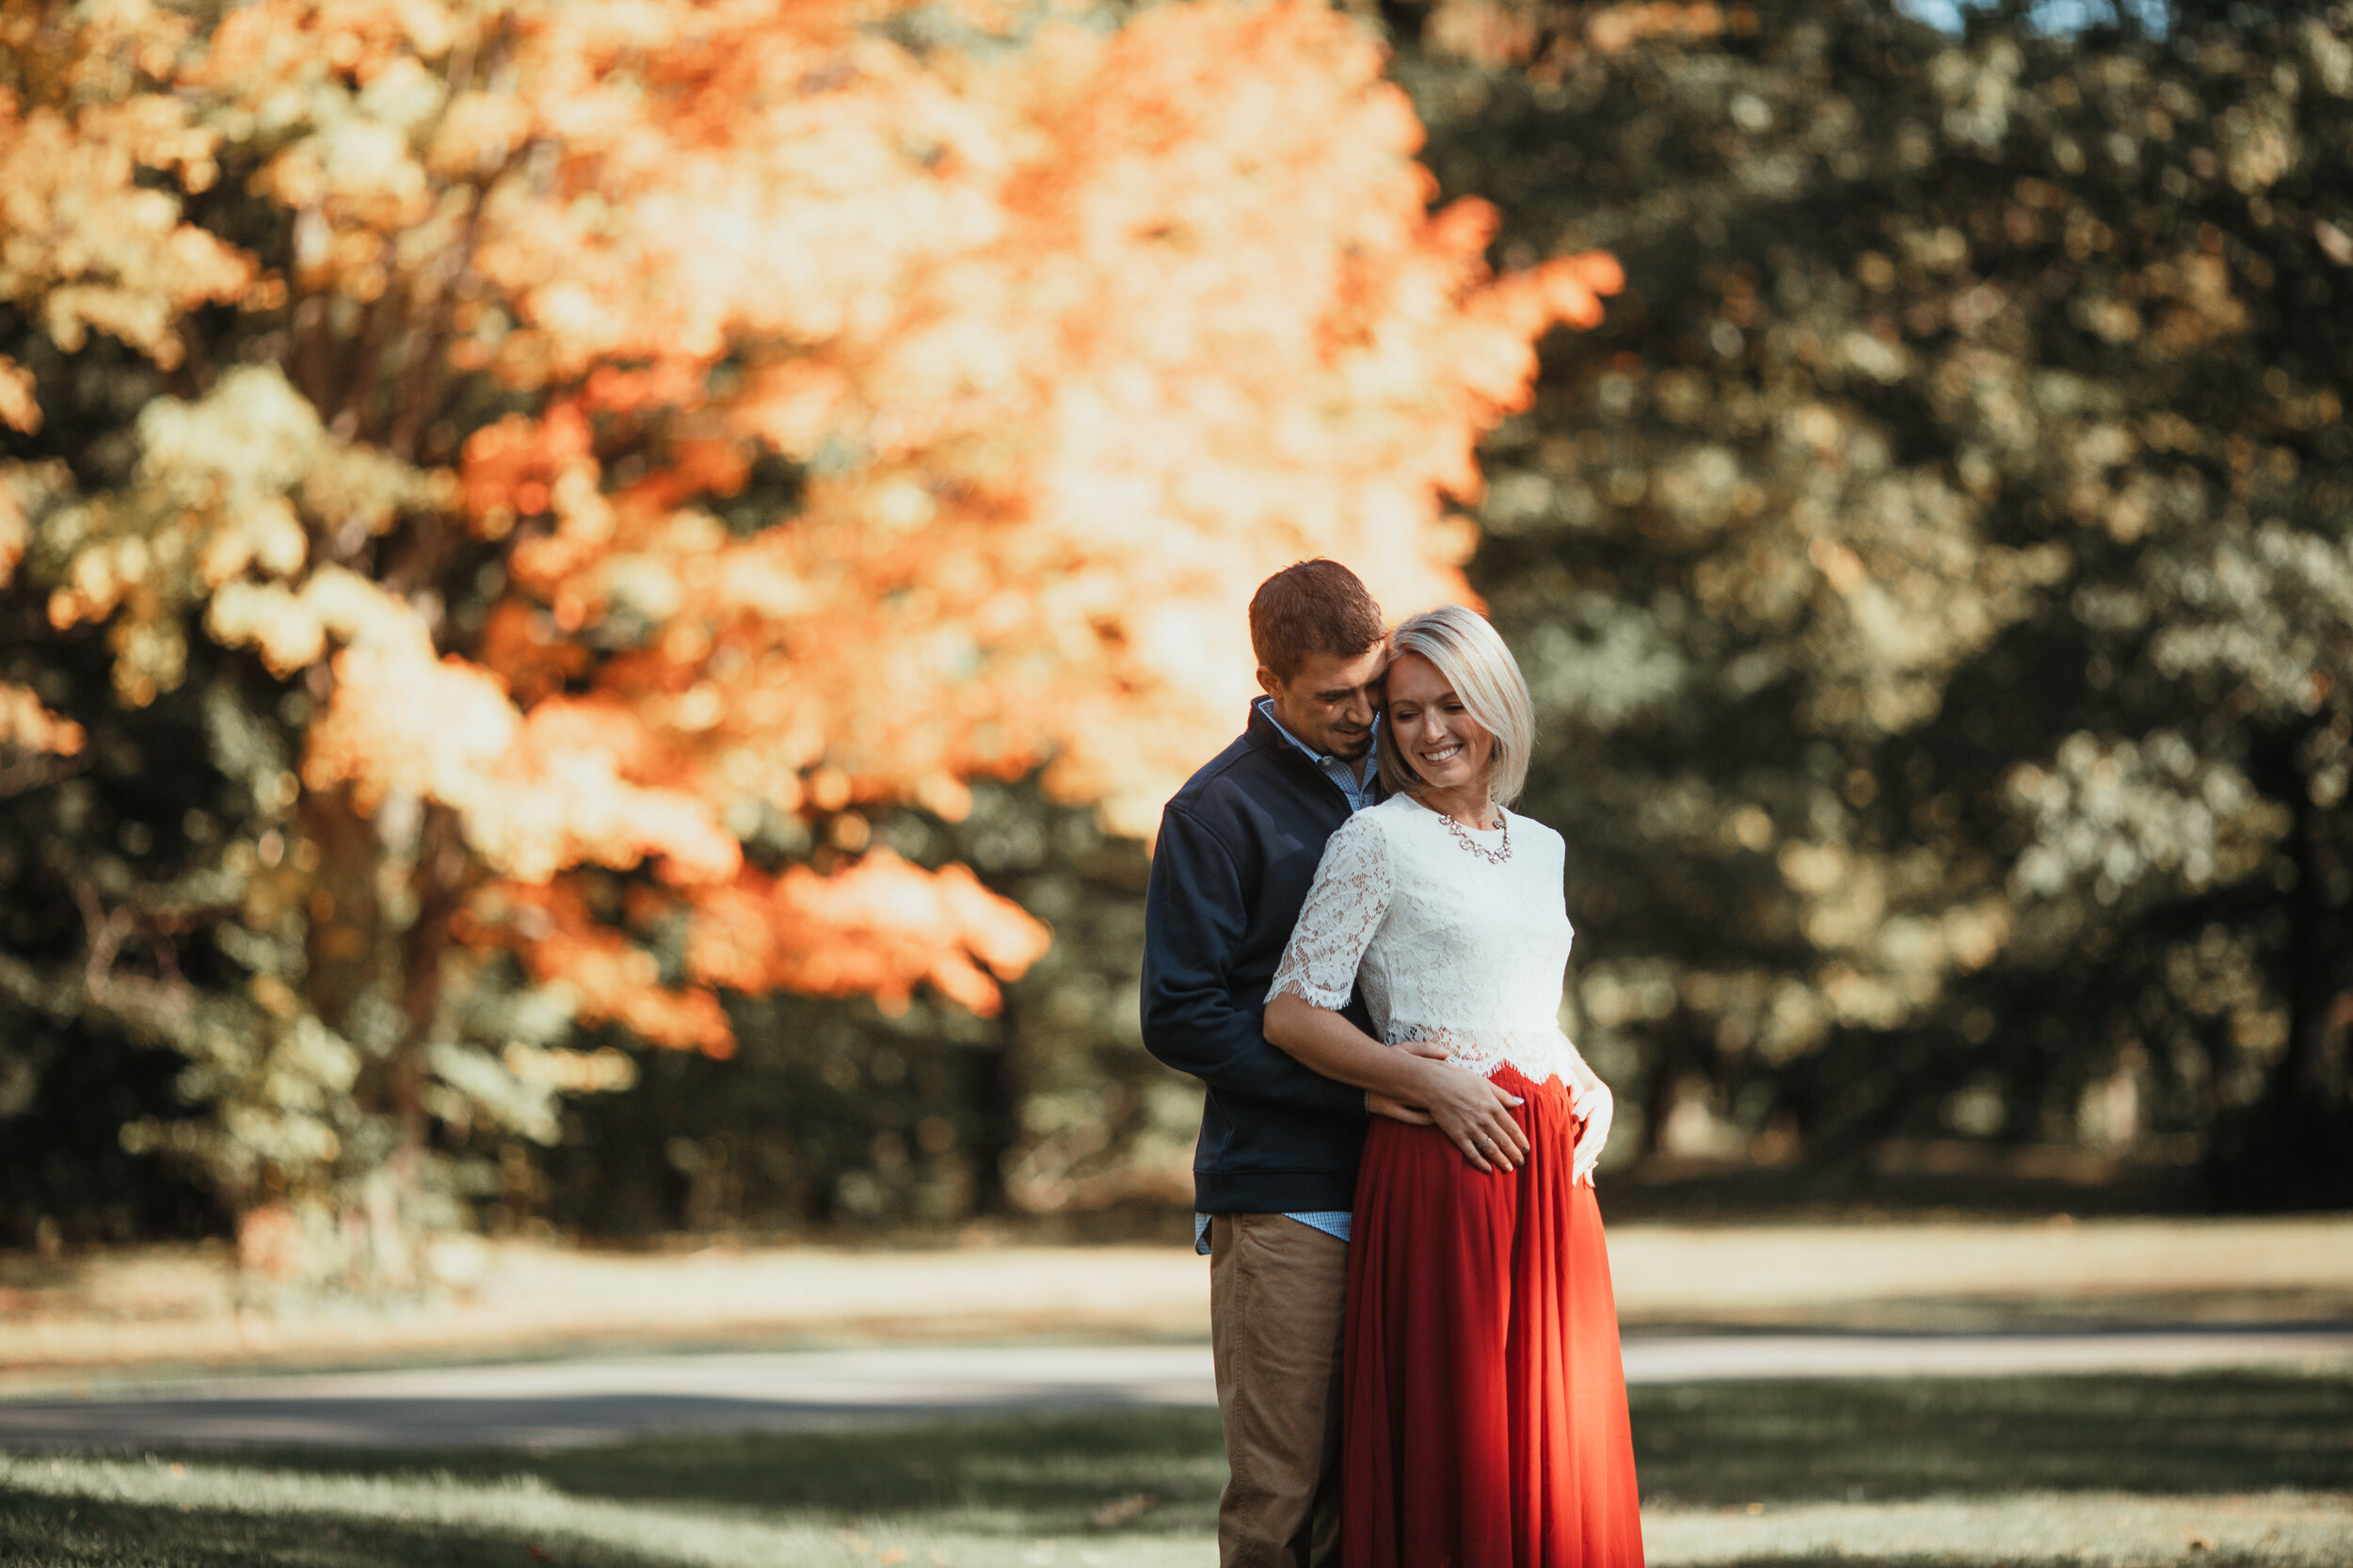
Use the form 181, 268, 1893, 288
1267, 814, 1392, 1010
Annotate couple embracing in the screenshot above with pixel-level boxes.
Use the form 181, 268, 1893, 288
1143, 560, 1644, 1568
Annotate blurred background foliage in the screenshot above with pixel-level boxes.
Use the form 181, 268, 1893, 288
0, 0, 1608, 1280
1, 0, 2348, 1279
1431, 0, 2353, 1211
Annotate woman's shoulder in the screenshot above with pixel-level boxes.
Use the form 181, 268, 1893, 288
1327, 798, 1407, 852
1502, 805, 1567, 858
1358, 792, 1448, 843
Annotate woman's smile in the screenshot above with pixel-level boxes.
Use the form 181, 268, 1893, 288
1387, 651, 1493, 798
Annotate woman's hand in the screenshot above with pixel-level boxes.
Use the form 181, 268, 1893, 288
1567, 1079, 1612, 1188
1263, 999, 1522, 1167
1406, 1057, 1529, 1173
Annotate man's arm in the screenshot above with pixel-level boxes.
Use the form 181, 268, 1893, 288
1263, 993, 1528, 1172
1141, 804, 1367, 1119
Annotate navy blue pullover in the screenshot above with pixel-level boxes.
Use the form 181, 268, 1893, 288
1142, 703, 1375, 1214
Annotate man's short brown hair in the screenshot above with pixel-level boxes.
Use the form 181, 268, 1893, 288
1249, 559, 1385, 680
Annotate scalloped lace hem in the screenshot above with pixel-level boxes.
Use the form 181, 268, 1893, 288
1386, 1025, 1583, 1089
1270, 976, 1353, 1012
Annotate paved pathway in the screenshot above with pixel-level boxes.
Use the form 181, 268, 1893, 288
16, 1220, 2353, 1379
3, 1327, 2346, 1450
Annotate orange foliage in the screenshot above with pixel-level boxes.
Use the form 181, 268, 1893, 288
0, 681, 87, 757
0, 357, 38, 435
0, 5, 252, 371
1415, 0, 1725, 72
8, 0, 1615, 1053
455, 881, 736, 1056
689, 853, 1054, 1019
440, 0, 1620, 839
265, 568, 742, 886
1581, 2, 1726, 55
0, 467, 31, 588
462, 851, 1051, 1054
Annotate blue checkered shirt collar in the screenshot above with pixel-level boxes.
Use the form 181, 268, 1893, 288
1255, 697, 1378, 813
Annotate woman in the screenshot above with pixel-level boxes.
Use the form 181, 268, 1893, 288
1263, 604, 1643, 1568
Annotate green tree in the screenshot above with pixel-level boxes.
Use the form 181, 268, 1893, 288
1411, 0, 2351, 1201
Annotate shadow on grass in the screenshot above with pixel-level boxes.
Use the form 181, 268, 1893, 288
2, 1372, 2346, 1566
1626, 1369, 2353, 1505
156, 1404, 1231, 1531
540, 1403, 1230, 1531
181, 1370, 2347, 1515
0, 1487, 650, 1568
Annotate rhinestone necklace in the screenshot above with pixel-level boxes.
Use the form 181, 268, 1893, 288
1439, 807, 1512, 865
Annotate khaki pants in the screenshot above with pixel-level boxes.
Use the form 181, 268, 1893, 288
1209, 1213, 1348, 1568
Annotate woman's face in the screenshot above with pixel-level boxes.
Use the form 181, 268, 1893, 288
1386, 651, 1493, 794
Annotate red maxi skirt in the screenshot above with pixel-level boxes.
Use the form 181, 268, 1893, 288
1341, 1064, 1645, 1568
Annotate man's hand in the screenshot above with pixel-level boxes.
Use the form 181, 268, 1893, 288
1568, 1079, 1613, 1188
1367, 1037, 1453, 1126
1407, 1058, 1529, 1173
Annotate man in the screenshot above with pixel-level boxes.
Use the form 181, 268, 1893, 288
1142, 558, 1409, 1568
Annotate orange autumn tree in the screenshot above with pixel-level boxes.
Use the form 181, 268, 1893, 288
0, 0, 1615, 1272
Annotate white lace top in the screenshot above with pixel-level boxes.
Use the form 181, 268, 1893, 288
1267, 792, 1587, 1089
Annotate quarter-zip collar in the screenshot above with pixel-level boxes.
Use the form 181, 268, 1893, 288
1248, 698, 1379, 812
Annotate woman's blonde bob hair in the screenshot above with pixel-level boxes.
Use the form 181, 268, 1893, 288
1375, 604, 1537, 808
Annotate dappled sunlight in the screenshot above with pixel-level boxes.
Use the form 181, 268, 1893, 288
5, 1377, 2350, 1565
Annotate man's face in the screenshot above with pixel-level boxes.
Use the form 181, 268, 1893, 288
1257, 643, 1387, 762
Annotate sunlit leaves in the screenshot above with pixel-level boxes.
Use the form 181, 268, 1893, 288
0, 681, 85, 760
0, 0, 1612, 1252
0, 25, 251, 370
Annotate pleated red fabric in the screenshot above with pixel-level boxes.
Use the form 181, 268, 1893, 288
1341, 1064, 1645, 1568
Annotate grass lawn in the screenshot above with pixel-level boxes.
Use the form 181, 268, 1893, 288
2, 1372, 2348, 1566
